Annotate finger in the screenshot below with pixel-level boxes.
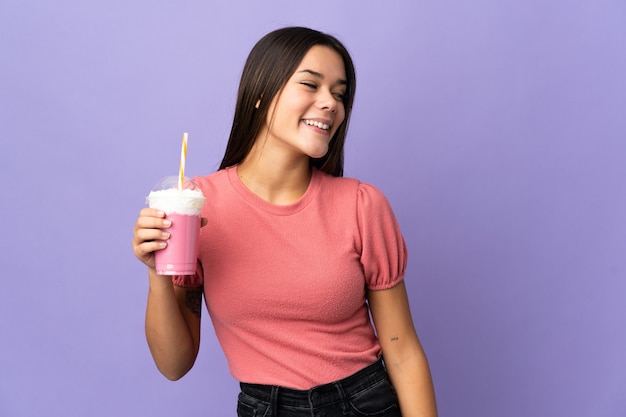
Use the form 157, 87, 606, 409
134, 240, 167, 258
135, 215, 172, 231
140, 207, 166, 218
134, 228, 170, 244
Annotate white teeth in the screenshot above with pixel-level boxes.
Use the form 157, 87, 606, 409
304, 120, 330, 130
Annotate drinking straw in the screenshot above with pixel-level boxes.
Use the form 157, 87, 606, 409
178, 132, 188, 190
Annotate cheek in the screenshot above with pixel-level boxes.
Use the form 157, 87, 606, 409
271, 98, 305, 126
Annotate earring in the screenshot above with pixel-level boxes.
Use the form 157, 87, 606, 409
255, 99, 261, 109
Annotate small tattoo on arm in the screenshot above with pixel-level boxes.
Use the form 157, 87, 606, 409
391, 336, 399, 342
185, 289, 203, 318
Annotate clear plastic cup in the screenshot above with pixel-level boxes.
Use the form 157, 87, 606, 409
146, 176, 206, 275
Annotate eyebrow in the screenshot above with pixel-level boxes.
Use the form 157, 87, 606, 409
297, 69, 347, 85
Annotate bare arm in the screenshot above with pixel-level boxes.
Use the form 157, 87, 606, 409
145, 272, 202, 380
368, 281, 438, 417
133, 208, 202, 380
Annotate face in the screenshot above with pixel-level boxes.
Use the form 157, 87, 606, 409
259, 45, 347, 161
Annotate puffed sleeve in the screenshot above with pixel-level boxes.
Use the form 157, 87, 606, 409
172, 260, 204, 288
356, 183, 408, 290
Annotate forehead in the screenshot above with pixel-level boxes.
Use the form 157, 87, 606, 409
295, 45, 346, 79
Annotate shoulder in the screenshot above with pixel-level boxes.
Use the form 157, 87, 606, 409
316, 169, 360, 191
191, 167, 231, 194
192, 167, 229, 184
315, 170, 392, 209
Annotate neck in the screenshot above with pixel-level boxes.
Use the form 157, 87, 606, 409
237, 150, 312, 205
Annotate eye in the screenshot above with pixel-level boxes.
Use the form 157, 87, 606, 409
300, 82, 317, 89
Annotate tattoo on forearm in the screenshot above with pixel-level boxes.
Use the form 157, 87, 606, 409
185, 289, 203, 318
391, 336, 399, 342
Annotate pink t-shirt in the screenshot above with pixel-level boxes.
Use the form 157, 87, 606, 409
173, 166, 407, 389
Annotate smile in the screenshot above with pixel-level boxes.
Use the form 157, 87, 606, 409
303, 119, 330, 131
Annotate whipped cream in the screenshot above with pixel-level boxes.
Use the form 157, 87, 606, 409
146, 188, 205, 215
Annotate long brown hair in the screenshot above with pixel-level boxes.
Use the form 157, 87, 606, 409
218, 27, 356, 177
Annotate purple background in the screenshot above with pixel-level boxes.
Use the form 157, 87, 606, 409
1, 1, 625, 416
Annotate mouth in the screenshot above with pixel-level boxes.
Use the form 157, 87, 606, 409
303, 119, 331, 132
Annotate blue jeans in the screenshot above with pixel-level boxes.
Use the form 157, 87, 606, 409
237, 357, 401, 417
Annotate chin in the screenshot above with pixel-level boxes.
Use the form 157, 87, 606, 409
307, 147, 329, 159
304, 140, 331, 159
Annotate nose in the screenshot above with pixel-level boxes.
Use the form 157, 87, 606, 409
318, 89, 337, 113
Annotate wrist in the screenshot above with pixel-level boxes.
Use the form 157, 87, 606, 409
147, 268, 174, 289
